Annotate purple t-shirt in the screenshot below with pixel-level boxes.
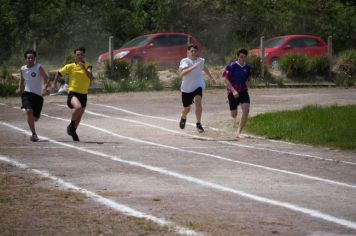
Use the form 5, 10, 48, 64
223, 61, 251, 93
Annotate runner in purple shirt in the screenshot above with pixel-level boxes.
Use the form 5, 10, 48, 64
222, 48, 251, 138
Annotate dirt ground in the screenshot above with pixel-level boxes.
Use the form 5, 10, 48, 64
0, 87, 356, 236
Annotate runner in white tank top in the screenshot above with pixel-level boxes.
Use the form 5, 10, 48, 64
16, 49, 49, 142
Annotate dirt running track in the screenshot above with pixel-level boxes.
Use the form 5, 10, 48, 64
1, 87, 356, 236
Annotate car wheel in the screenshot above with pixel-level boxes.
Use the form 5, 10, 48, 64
270, 58, 280, 70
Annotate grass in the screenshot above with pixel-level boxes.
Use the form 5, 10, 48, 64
246, 105, 356, 150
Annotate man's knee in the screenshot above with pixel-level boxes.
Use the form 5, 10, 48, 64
230, 111, 237, 118
183, 106, 191, 113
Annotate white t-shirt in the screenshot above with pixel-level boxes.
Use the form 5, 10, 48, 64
179, 57, 206, 93
21, 63, 44, 96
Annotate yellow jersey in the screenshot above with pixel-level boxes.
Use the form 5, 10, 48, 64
59, 62, 92, 94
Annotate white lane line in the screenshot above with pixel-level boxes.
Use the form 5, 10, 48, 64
2, 104, 356, 190
91, 103, 356, 166
46, 110, 356, 190
0, 146, 68, 149
89, 103, 217, 128
1, 122, 356, 231
0, 155, 200, 236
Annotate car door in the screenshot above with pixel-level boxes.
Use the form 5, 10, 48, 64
166, 35, 188, 67
303, 38, 327, 57
284, 38, 307, 56
143, 35, 170, 65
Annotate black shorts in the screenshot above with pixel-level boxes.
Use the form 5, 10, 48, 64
228, 90, 250, 111
181, 87, 203, 107
21, 91, 44, 118
67, 92, 87, 109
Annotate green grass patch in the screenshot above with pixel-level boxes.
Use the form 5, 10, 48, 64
246, 105, 356, 150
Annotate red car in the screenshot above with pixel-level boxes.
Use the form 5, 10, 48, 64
249, 35, 328, 69
97, 32, 203, 69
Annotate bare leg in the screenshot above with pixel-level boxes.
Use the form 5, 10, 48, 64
194, 95, 202, 123
26, 109, 36, 134
70, 97, 85, 129
181, 106, 190, 120
237, 103, 250, 137
230, 110, 238, 119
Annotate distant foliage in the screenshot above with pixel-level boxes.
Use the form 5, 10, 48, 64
247, 55, 264, 78
0, 65, 17, 96
102, 61, 163, 92
280, 54, 308, 78
131, 62, 159, 81
307, 56, 330, 76
171, 76, 182, 91
0, 0, 355, 66
333, 49, 356, 86
105, 61, 131, 81
64, 53, 75, 65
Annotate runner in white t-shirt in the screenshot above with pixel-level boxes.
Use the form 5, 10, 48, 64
16, 49, 49, 142
178, 44, 214, 133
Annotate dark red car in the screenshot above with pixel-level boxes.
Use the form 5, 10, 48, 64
97, 32, 203, 69
249, 35, 328, 69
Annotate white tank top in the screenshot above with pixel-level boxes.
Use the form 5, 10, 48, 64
21, 63, 43, 96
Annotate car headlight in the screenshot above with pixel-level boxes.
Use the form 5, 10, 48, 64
114, 51, 130, 60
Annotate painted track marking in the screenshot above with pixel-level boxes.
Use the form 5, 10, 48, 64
1, 121, 356, 230
0, 155, 201, 236
91, 103, 356, 166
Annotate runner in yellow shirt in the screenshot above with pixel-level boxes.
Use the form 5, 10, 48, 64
53, 47, 93, 141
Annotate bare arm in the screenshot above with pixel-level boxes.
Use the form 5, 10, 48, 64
39, 66, 49, 95
224, 77, 239, 97
79, 63, 93, 80
16, 71, 25, 94
180, 59, 203, 77
52, 71, 61, 90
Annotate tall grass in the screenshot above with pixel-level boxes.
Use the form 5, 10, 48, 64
246, 105, 356, 150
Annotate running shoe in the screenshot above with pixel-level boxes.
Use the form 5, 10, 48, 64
30, 134, 39, 142
196, 123, 204, 133
179, 117, 186, 129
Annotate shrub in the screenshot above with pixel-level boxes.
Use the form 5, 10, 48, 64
0, 65, 17, 97
64, 52, 75, 64
105, 61, 131, 81
130, 62, 159, 81
0, 66, 11, 79
102, 61, 163, 92
280, 54, 308, 78
0, 83, 17, 97
171, 76, 182, 90
333, 49, 356, 86
247, 55, 264, 78
307, 55, 330, 76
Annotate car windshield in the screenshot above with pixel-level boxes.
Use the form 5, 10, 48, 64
264, 37, 287, 48
121, 35, 152, 48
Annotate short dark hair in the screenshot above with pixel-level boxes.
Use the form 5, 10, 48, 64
187, 44, 198, 51
24, 49, 36, 59
237, 48, 248, 56
74, 46, 86, 54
